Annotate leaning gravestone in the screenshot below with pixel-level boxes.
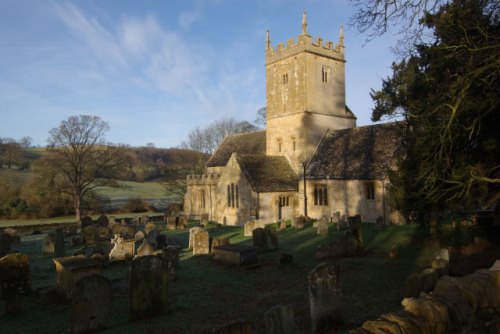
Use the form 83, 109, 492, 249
42, 233, 56, 255
166, 216, 177, 230
55, 228, 65, 258
193, 231, 210, 255
265, 304, 297, 334
189, 226, 204, 249
136, 239, 155, 258
109, 235, 135, 261
0, 253, 30, 315
317, 216, 329, 235
146, 229, 158, 249
129, 256, 168, 320
308, 263, 342, 333
67, 275, 111, 334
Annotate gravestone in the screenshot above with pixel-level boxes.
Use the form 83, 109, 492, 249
144, 222, 157, 236
120, 225, 136, 239
189, 226, 204, 249
109, 235, 135, 261
435, 248, 450, 262
146, 229, 158, 249
96, 215, 109, 227
82, 226, 97, 245
211, 237, 230, 253
279, 220, 287, 231
375, 216, 384, 229
42, 233, 56, 255
53, 256, 101, 298
315, 235, 358, 259
244, 221, 256, 237
67, 275, 111, 334
55, 228, 65, 258
81, 216, 93, 229
97, 227, 110, 241
253, 227, 279, 250
0, 253, 30, 315
141, 215, 149, 224
110, 222, 122, 236
317, 216, 329, 235
136, 239, 155, 258
200, 213, 209, 226
109, 216, 116, 225
332, 211, 340, 224
308, 263, 342, 333
193, 231, 210, 255
265, 304, 297, 334
178, 216, 187, 230
166, 216, 176, 230
163, 245, 180, 268
0, 233, 13, 256
294, 217, 304, 230
129, 256, 168, 320
213, 244, 258, 266
134, 231, 145, 242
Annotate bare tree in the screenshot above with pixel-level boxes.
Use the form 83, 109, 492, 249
254, 107, 266, 127
46, 115, 126, 225
0, 137, 24, 169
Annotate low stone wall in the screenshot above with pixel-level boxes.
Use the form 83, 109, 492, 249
351, 265, 500, 333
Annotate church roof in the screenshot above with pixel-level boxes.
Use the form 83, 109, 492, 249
307, 122, 404, 180
206, 131, 266, 167
236, 154, 298, 193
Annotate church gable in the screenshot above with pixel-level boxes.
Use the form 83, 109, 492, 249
307, 122, 404, 180
206, 130, 266, 167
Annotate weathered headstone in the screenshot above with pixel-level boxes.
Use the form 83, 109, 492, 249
146, 229, 159, 249
331, 211, 341, 224
42, 233, 56, 255
189, 226, 204, 249
67, 275, 111, 334
163, 245, 180, 268
308, 263, 342, 333
317, 216, 329, 235
252, 227, 279, 250
120, 225, 136, 239
110, 222, 122, 236
129, 256, 168, 320
178, 216, 187, 230
294, 217, 304, 230
265, 226, 279, 249
53, 256, 101, 298
166, 216, 176, 230
97, 226, 110, 241
141, 215, 149, 224
136, 239, 155, 258
193, 230, 210, 255
279, 220, 287, 231
108, 216, 116, 225
134, 230, 145, 242
96, 215, 109, 227
144, 222, 157, 236
211, 237, 230, 253
55, 228, 65, 258
435, 248, 450, 262
109, 235, 135, 261
82, 226, 97, 245
244, 221, 256, 237
0, 253, 30, 315
265, 304, 297, 334
315, 235, 358, 259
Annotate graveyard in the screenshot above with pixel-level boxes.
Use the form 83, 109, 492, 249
0, 216, 498, 333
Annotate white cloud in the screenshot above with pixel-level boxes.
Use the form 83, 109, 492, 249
179, 10, 201, 30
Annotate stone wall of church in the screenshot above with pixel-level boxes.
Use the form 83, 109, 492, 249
184, 174, 219, 220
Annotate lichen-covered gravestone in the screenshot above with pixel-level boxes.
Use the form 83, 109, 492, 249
129, 255, 168, 320
244, 221, 256, 237
67, 274, 111, 334
0, 253, 30, 315
308, 263, 342, 333
42, 233, 56, 255
192, 230, 210, 255
264, 304, 297, 334
189, 226, 204, 249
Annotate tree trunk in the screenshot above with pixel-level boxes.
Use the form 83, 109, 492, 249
74, 195, 81, 228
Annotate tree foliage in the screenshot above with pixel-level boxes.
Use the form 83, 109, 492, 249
368, 0, 499, 215
45, 115, 127, 223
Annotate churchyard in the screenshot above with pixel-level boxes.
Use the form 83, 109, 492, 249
0, 216, 498, 333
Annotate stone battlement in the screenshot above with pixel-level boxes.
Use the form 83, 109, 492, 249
266, 33, 344, 65
186, 173, 220, 186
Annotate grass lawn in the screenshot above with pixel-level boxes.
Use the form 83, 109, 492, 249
0, 221, 442, 333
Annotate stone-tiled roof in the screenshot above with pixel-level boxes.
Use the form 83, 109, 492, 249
307, 122, 404, 179
206, 131, 266, 167
236, 154, 298, 193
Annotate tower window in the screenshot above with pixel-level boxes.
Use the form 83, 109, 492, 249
291, 137, 296, 151
314, 184, 328, 206
277, 139, 283, 153
282, 73, 289, 84
322, 66, 330, 83
199, 190, 206, 209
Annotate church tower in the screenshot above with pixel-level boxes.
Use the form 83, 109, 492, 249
265, 13, 356, 173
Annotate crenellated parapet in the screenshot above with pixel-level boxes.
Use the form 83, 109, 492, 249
266, 13, 344, 65
186, 173, 220, 186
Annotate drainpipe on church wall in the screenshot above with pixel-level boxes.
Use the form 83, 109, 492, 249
302, 162, 308, 217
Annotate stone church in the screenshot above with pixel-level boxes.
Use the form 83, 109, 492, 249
184, 14, 403, 225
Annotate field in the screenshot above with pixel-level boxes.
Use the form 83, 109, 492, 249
0, 221, 465, 333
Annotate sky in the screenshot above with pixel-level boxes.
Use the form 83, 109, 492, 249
0, 0, 399, 148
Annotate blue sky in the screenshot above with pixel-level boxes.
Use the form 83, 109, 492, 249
0, 0, 398, 148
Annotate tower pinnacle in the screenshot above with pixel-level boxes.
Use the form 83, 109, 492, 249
266, 30, 271, 50
301, 12, 307, 35
339, 25, 344, 47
